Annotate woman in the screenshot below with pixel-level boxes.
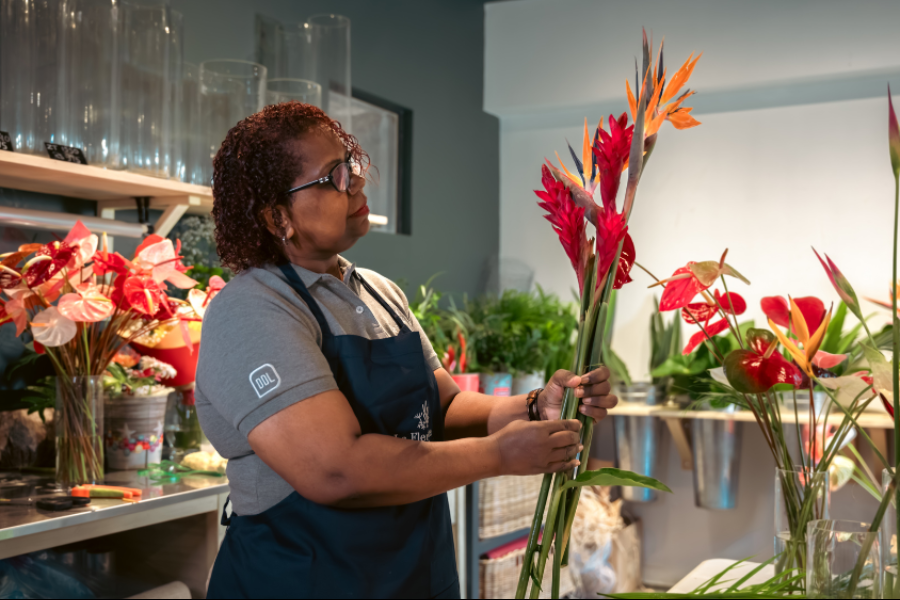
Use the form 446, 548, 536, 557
197, 102, 618, 599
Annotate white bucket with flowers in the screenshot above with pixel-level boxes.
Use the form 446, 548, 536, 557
102, 347, 177, 470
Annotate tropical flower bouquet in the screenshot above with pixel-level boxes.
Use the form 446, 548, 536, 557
515, 32, 700, 599
622, 89, 900, 598
0, 223, 198, 485
103, 347, 177, 397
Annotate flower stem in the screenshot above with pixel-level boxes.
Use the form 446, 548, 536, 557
892, 173, 900, 576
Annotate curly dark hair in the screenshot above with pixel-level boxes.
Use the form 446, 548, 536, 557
211, 101, 368, 273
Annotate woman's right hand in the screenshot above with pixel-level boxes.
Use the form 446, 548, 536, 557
492, 419, 583, 476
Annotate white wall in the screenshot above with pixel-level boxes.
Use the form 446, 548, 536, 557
487, 0, 900, 587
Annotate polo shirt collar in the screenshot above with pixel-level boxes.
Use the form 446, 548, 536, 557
272, 256, 357, 288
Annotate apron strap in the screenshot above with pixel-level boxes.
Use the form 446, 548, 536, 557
354, 273, 409, 332
221, 495, 232, 526
278, 263, 334, 338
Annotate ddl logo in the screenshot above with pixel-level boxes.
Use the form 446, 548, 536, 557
249, 364, 281, 398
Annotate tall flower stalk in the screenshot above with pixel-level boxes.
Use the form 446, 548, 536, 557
515, 32, 699, 599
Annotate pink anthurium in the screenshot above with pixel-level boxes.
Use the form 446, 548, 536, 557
134, 239, 197, 290
58, 286, 114, 322
723, 328, 804, 393
819, 372, 875, 410
31, 307, 77, 348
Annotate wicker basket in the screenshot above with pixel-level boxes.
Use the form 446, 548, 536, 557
479, 475, 545, 539
479, 538, 576, 599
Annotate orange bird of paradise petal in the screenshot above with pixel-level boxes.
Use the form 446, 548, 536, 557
626, 34, 702, 139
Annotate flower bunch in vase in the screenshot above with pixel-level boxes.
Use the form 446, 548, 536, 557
0, 223, 198, 485
516, 31, 701, 599
636, 90, 900, 597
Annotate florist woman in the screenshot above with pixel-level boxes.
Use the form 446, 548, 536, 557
197, 102, 618, 599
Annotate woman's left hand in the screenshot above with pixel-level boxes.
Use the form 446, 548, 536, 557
538, 367, 618, 422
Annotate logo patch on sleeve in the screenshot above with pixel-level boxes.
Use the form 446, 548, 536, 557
249, 364, 281, 398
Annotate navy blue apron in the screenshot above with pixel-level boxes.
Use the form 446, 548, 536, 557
207, 264, 459, 599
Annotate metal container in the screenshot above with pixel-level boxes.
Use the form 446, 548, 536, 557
511, 372, 545, 396
692, 404, 742, 510
613, 382, 664, 502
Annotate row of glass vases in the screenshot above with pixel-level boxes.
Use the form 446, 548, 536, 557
774, 466, 895, 598
0, 0, 326, 185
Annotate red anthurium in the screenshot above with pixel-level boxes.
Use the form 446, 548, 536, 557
659, 265, 707, 311
682, 302, 719, 325
123, 275, 164, 316
613, 233, 635, 290
0, 266, 22, 290
716, 290, 747, 315
536, 164, 590, 294
682, 317, 730, 355
93, 250, 131, 277
22, 241, 77, 287
723, 328, 804, 393
760, 296, 825, 332
134, 234, 167, 259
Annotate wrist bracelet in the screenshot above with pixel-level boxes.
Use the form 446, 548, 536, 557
526, 388, 544, 422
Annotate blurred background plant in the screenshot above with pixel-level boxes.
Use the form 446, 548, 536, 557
167, 215, 232, 294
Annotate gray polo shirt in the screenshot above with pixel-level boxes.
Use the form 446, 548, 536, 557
195, 258, 441, 516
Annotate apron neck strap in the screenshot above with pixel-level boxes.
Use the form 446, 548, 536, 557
278, 263, 334, 337
355, 273, 409, 332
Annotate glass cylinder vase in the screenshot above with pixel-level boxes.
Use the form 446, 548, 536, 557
119, 1, 183, 178
1, 0, 37, 153
56, 376, 105, 486
198, 59, 266, 184
265, 78, 322, 108
882, 468, 898, 598
807, 520, 881, 599
60, 0, 122, 167
775, 466, 831, 577
306, 14, 351, 131
175, 62, 205, 184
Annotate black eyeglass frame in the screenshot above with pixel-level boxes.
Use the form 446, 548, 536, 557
284, 161, 357, 196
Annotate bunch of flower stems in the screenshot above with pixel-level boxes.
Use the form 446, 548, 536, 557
513, 253, 620, 599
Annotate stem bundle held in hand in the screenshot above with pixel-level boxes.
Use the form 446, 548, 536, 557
515, 30, 701, 599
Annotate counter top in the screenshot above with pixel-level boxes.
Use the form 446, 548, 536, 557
0, 470, 229, 560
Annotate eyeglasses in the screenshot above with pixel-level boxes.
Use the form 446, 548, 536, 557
284, 161, 361, 196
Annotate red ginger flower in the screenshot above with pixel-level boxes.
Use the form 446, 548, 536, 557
536, 164, 590, 294
593, 112, 633, 214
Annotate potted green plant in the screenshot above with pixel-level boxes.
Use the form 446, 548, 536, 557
102, 349, 176, 470
464, 289, 578, 397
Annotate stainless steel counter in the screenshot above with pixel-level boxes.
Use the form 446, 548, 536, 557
0, 470, 230, 560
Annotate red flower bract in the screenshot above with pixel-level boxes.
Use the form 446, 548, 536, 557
93, 250, 131, 277
660, 264, 707, 311
123, 275, 164, 316
761, 296, 825, 332
22, 241, 77, 287
595, 211, 628, 289
592, 112, 633, 212
613, 233, 635, 289
536, 164, 589, 293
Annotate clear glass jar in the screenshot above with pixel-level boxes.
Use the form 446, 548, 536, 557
119, 1, 183, 177
175, 62, 205, 184
198, 59, 266, 184
775, 466, 831, 580
807, 519, 881, 599
56, 376, 105, 486
882, 468, 898, 598
1, 0, 37, 153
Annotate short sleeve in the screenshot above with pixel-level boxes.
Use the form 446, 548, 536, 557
196, 285, 338, 438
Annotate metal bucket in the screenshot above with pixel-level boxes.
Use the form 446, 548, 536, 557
613, 383, 664, 502
692, 404, 742, 510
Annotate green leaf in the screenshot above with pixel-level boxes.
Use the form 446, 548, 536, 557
605, 348, 633, 386
559, 467, 672, 493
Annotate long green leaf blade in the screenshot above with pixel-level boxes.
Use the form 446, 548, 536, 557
559, 468, 672, 493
